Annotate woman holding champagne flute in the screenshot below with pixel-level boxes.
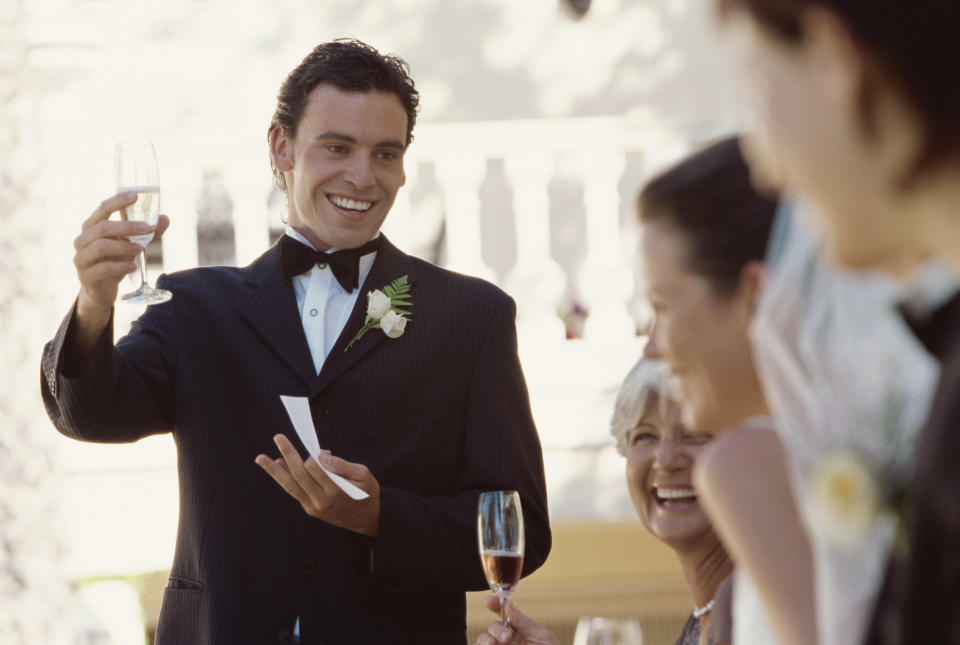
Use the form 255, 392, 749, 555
478, 490, 527, 627
477, 359, 734, 645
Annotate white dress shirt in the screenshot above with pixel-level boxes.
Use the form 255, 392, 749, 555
283, 227, 378, 638
284, 226, 378, 374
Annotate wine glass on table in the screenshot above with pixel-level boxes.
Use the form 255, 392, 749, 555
477, 490, 525, 626
115, 140, 171, 304
573, 617, 643, 645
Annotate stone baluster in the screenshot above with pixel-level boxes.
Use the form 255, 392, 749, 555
642, 133, 691, 177
380, 157, 419, 252
223, 159, 272, 266
158, 151, 201, 273
433, 152, 496, 283
578, 147, 636, 340
504, 150, 566, 342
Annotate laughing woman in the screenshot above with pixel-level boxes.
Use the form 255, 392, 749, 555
614, 360, 734, 645
476, 359, 734, 645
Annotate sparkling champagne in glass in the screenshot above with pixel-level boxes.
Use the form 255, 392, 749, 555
115, 141, 171, 304
477, 490, 524, 626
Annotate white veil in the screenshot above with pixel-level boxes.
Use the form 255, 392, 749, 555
749, 200, 940, 645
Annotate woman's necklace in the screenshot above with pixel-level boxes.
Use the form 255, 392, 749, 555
692, 598, 715, 620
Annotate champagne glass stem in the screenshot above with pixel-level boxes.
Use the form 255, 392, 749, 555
136, 247, 148, 288
500, 594, 508, 626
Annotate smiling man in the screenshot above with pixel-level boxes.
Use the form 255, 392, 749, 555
41, 39, 551, 645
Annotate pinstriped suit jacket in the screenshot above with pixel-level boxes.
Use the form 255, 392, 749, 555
41, 235, 551, 645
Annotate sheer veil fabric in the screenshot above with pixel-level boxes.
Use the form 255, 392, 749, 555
732, 568, 779, 645
747, 202, 940, 645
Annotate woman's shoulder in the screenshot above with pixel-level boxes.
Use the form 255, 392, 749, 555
693, 419, 782, 492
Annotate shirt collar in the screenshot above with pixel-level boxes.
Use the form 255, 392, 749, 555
898, 259, 960, 320
282, 226, 379, 288
283, 225, 381, 256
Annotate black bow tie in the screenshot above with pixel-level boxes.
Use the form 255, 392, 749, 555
280, 235, 381, 292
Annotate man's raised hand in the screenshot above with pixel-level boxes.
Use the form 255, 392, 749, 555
74, 192, 169, 316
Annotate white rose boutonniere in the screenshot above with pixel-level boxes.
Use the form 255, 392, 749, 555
809, 449, 882, 547
367, 289, 392, 319
345, 275, 413, 350
379, 310, 408, 339
808, 391, 914, 553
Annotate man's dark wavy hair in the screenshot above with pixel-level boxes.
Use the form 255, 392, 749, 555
268, 38, 420, 191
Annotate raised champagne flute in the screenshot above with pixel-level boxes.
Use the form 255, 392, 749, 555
115, 140, 171, 304
573, 617, 643, 645
477, 490, 524, 626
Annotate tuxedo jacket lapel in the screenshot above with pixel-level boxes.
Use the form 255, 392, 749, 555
311, 236, 416, 397
238, 242, 317, 388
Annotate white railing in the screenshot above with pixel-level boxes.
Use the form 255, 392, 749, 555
160, 117, 706, 340
66, 116, 731, 577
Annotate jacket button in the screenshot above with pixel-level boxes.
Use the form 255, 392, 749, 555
300, 557, 316, 576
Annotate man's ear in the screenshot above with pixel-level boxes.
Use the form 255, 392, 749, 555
739, 260, 768, 317
269, 127, 294, 172
802, 6, 868, 116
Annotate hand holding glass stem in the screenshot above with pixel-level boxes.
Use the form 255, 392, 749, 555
115, 141, 171, 304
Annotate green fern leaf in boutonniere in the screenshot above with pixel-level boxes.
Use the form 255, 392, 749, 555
345, 275, 413, 351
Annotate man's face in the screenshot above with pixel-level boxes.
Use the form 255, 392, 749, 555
270, 83, 408, 251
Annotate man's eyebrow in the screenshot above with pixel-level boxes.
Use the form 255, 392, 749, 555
314, 131, 405, 150
314, 131, 356, 143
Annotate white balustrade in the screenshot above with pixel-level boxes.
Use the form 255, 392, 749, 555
432, 151, 497, 283
640, 132, 692, 178
504, 149, 567, 342
157, 152, 201, 274
579, 146, 636, 341
156, 119, 708, 345
380, 159, 419, 253
224, 160, 273, 267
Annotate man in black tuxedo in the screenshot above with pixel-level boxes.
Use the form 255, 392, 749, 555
41, 39, 551, 644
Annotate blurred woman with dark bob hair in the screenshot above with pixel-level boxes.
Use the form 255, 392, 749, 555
712, 1, 960, 643
638, 137, 816, 645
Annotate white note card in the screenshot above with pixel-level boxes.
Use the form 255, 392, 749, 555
279, 395, 369, 500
